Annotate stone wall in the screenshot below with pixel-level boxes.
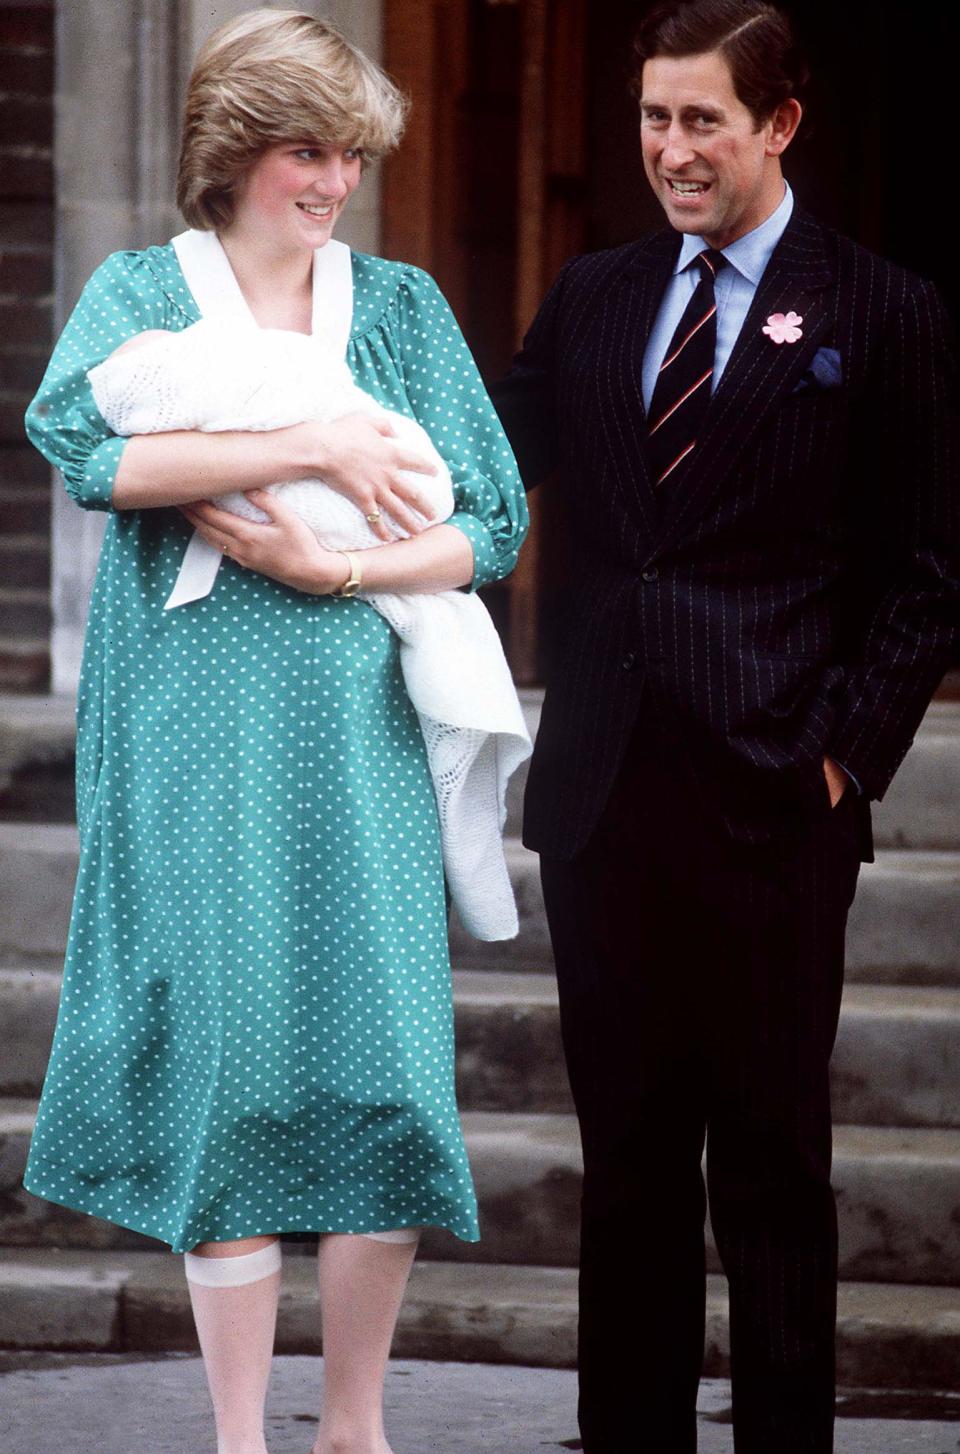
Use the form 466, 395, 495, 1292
0, 0, 54, 691
26, 0, 385, 695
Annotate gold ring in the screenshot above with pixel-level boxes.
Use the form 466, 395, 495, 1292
366, 510, 382, 523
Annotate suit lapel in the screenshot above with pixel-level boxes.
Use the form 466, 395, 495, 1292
654, 209, 837, 551
595, 233, 678, 532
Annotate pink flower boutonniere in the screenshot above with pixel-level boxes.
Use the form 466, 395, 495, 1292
763, 311, 803, 344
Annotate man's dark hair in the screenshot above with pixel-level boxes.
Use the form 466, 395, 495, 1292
631, 0, 809, 127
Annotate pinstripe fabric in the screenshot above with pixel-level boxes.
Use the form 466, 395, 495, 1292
493, 208, 960, 860
540, 708, 862, 1451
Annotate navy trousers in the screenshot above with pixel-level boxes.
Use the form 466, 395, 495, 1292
539, 706, 862, 1453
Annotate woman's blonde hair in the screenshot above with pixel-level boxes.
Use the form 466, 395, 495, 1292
177, 8, 407, 230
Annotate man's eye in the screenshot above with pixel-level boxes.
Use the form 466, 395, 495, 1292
344, 147, 364, 162
643, 112, 668, 124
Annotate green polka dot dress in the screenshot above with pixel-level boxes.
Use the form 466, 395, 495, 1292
22, 243, 528, 1253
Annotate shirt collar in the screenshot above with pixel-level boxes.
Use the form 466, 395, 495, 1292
674, 181, 795, 284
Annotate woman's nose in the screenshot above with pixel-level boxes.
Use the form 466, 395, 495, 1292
314, 158, 349, 199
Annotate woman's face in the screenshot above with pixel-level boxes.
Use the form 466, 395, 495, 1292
230, 142, 362, 251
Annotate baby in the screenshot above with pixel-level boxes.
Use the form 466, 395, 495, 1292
93, 319, 455, 596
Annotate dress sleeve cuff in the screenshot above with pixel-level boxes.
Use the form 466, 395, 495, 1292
446, 510, 498, 592
79, 434, 127, 511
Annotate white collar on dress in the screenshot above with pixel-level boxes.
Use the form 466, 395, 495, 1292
170, 229, 354, 358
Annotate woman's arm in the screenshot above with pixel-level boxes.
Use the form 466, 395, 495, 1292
26, 253, 436, 539
180, 489, 473, 594
393, 266, 529, 592
113, 414, 438, 540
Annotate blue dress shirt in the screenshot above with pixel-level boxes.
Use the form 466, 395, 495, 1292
641, 183, 794, 411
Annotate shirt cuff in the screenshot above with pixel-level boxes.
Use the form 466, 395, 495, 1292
79, 434, 127, 511
833, 758, 863, 795
445, 510, 498, 592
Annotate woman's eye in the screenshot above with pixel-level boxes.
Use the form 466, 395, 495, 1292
294, 146, 363, 163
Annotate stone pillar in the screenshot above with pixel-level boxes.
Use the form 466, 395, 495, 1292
51, 0, 385, 693
51, 0, 182, 692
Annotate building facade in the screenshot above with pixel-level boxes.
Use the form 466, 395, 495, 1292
0, 0, 385, 696
3, 0, 957, 696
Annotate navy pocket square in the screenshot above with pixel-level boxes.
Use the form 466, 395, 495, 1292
792, 346, 843, 394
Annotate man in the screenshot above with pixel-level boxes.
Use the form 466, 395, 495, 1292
492, 2, 959, 1450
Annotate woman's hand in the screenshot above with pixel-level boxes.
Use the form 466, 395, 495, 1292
179, 490, 349, 595
295, 414, 438, 542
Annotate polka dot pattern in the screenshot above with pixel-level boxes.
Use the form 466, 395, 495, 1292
21, 243, 527, 1253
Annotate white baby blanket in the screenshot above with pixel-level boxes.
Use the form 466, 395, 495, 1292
87, 231, 531, 941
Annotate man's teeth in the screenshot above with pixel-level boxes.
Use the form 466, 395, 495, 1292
298, 202, 333, 217
669, 181, 708, 194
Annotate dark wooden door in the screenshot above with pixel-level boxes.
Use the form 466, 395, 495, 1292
383, 0, 588, 684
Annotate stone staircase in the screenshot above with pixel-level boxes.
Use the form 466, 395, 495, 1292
1, 691, 959, 1387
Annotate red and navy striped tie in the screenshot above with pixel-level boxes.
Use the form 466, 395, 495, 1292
647, 247, 726, 486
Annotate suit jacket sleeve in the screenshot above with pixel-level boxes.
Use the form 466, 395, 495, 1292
828, 278, 960, 797
490, 260, 575, 490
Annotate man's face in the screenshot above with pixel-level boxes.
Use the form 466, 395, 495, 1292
639, 49, 790, 248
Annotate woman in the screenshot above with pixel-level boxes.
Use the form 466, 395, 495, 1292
23, 11, 527, 1454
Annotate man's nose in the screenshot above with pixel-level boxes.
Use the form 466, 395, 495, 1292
661, 126, 696, 170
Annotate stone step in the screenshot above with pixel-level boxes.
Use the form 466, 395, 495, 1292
0, 694, 75, 822
0, 640, 50, 696
504, 699, 960, 848
870, 703, 960, 850
454, 973, 960, 1128
0, 1246, 957, 1388
7, 967, 954, 1129
3, 1100, 958, 1287
10, 824, 953, 986
4, 694, 959, 848
829, 984, 960, 1129
449, 843, 960, 986
843, 853, 960, 986
0, 823, 77, 965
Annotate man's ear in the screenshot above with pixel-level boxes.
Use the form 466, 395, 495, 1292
765, 98, 802, 157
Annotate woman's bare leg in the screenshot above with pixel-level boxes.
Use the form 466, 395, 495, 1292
312, 1232, 420, 1454
185, 1233, 281, 1454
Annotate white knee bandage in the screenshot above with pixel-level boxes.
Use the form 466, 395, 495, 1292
184, 1239, 282, 1287
360, 1227, 421, 1244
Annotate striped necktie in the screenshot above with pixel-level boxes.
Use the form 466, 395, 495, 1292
647, 247, 726, 486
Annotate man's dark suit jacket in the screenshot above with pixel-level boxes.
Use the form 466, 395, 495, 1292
493, 207, 960, 862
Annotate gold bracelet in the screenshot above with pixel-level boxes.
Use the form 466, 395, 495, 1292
333, 550, 362, 598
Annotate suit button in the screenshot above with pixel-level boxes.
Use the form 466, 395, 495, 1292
622, 652, 637, 671
641, 565, 659, 582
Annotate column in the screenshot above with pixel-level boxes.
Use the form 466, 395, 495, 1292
51, 0, 385, 693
